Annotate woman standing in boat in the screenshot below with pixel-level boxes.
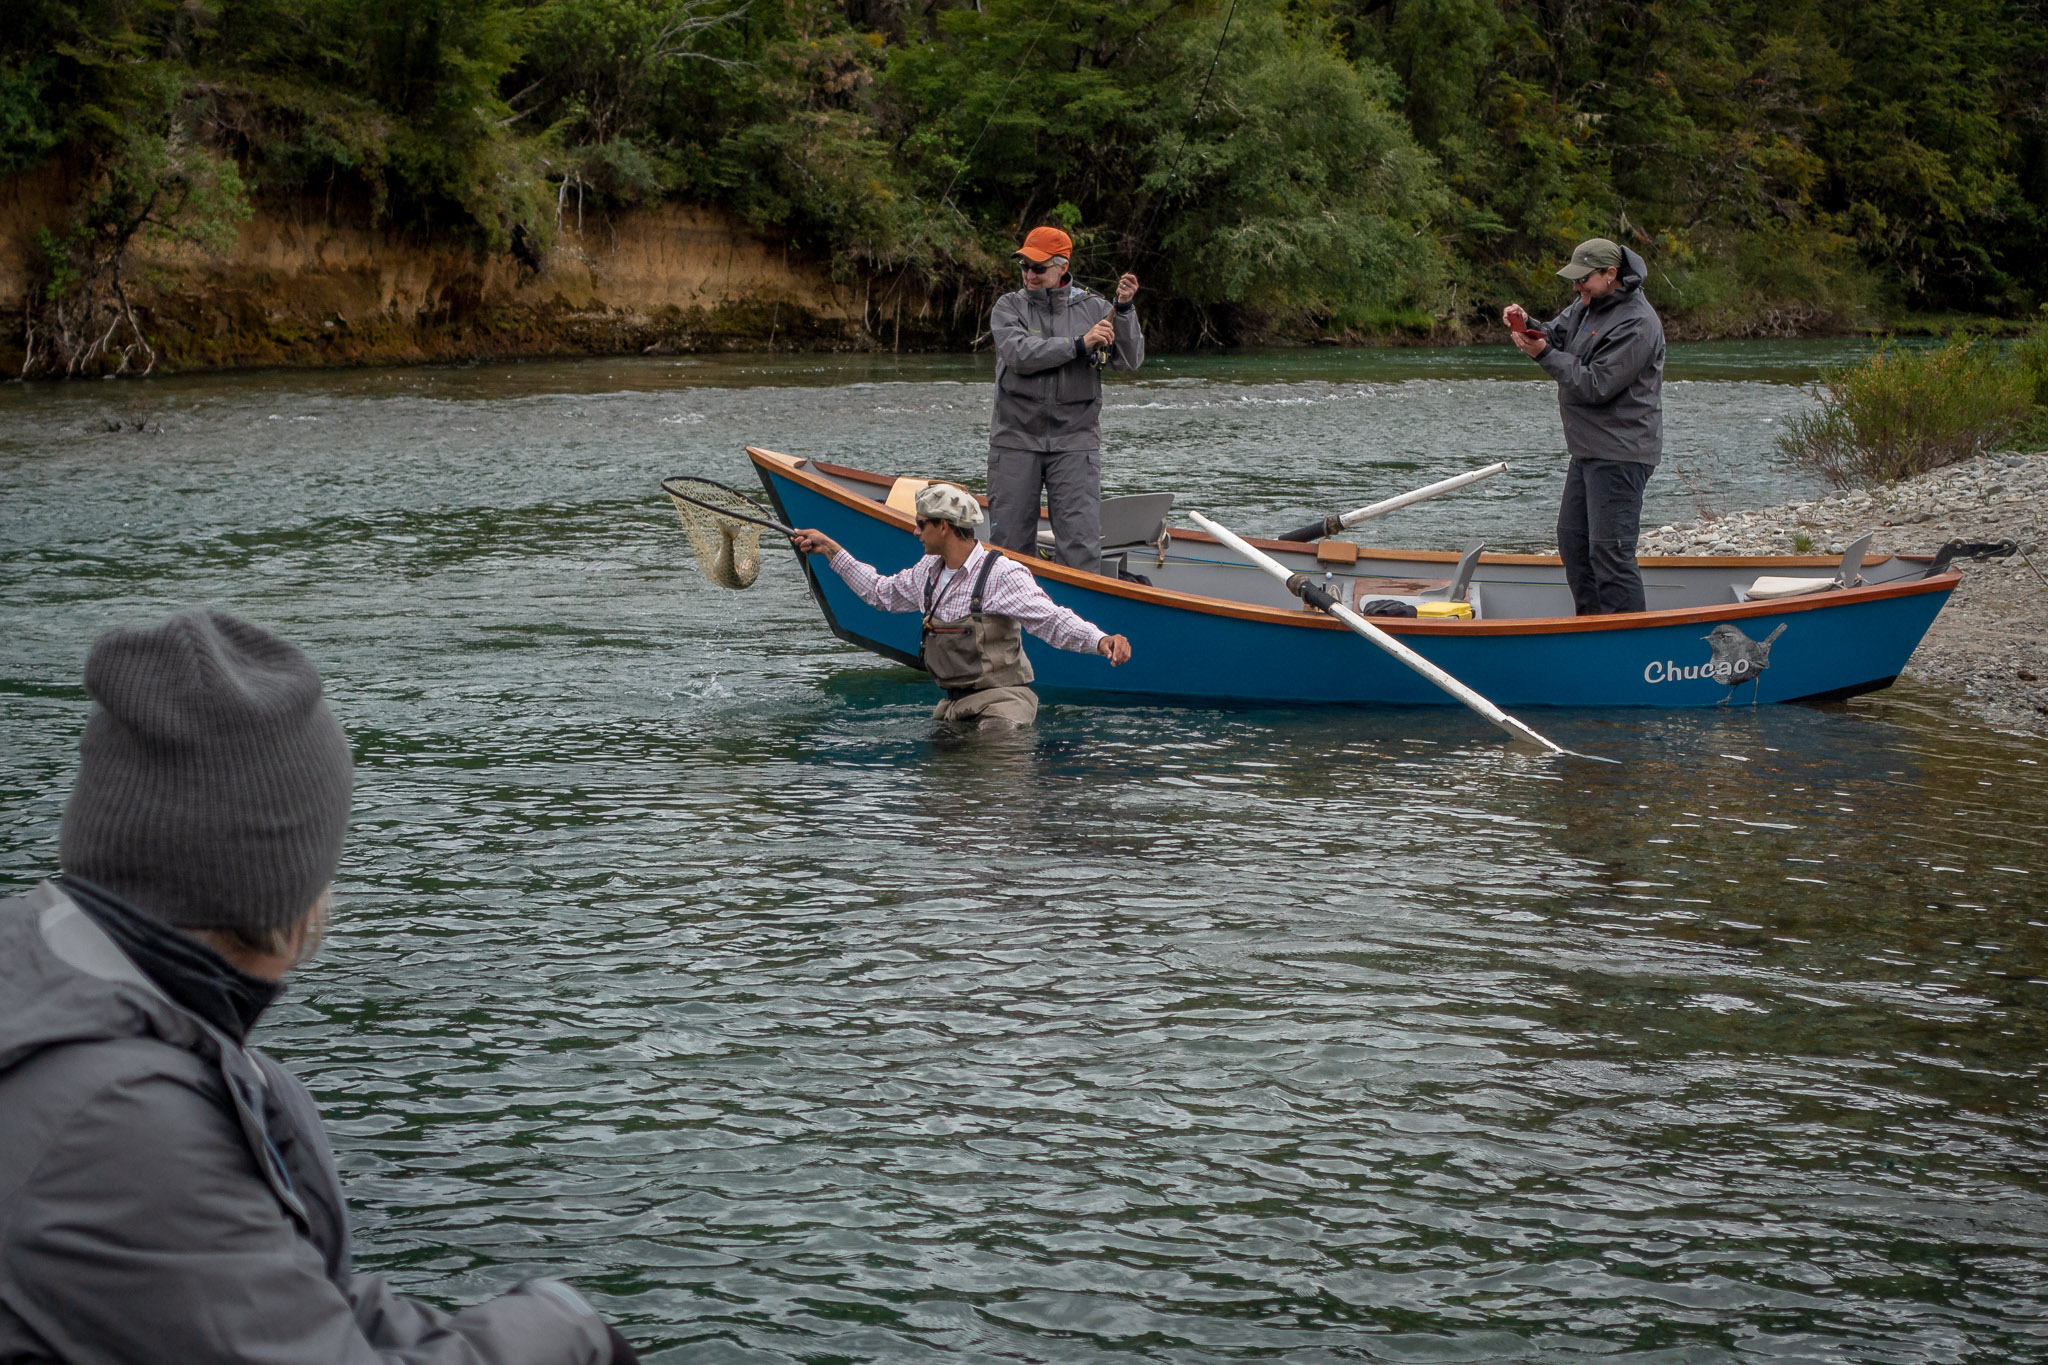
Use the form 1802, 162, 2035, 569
1503, 238, 1666, 615
791, 484, 1133, 730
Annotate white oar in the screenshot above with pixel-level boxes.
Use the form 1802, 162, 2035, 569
1274, 462, 1508, 543
1190, 511, 1565, 755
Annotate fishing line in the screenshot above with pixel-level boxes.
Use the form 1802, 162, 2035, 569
872, 0, 1064, 337
911, 0, 1246, 294
1130, 0, 1242, 260
930, 3, 1061, 220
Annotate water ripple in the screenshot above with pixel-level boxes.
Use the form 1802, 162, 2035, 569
3, 355, 2044, 1361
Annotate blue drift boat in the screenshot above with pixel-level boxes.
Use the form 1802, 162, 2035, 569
748, 446, 1959, 709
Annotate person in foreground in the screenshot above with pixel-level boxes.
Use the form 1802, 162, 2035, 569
1503, 236, 1666, 615
0, 609, 639, 1365
987, 224, 1145, 575
792, 483, 1133, 729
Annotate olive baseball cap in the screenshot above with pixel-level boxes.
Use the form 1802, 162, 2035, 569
1556, 238, 1623, 281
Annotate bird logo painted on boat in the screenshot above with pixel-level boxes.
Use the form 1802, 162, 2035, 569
1702, 622, 1786, 703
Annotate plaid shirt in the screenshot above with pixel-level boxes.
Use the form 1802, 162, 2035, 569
827, 544, 1106, 655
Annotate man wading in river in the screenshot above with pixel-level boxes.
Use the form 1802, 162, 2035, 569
0, 609, 641, 1365
988, 225, 1145, 576
793, 483, 1133, 729
1503, 237, 1666, 615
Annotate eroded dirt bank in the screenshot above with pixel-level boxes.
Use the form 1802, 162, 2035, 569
0, 170, 876, 373
1637, 452, 2048, 732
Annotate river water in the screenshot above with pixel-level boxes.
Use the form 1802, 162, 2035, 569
3, 344, 2044, 1362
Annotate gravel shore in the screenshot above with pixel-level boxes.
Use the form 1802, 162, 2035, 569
1635, 450, 2048, 732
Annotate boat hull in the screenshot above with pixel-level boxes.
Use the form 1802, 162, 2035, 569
753, 450, 1953, 709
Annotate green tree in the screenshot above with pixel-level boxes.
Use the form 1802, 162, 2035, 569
8, 0, 2048, 367
11, 0, 252, 375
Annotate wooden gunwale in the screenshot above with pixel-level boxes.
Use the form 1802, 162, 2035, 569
751, 447, 1958, 638
800, 456, 1897, 571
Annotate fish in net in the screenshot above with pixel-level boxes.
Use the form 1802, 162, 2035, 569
662, 476, 794, 589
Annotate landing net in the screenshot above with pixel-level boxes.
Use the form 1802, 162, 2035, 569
663, 476, 782, 589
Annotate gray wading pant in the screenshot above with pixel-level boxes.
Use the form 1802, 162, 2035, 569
988, 447, 1102, 576
1558, 456, 1653, 614
931, 684, 1040, 729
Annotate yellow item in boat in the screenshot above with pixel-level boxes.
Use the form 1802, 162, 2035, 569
1415, 601, 1473, 619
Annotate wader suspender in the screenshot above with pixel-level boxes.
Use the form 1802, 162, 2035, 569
922, 551, 1001, 626
968, 551, 999, 619
920, 551, 1004, 685
922, 552, 1029, 698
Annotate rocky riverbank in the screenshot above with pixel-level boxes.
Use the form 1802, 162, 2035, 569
1638, 451, 2048, 732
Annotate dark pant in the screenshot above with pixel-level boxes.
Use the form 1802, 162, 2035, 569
1557, 457, 1652, 615
987, 447, 1102, 575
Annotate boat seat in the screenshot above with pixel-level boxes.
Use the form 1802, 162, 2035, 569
1102, 492, 1175, 547
1740, 576, 1838, 601
885, 477, 934, 515
1731, 530, 1875, 602
1339, 543, 1488, 618
1340, 544, 1484, 602
1421, 542, 1485, 601
1035, 492, 1178, 550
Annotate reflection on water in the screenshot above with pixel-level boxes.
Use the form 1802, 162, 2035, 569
2, 346, 2043, 1361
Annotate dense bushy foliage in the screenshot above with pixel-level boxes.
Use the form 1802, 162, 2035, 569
1779, 316, 2048, 486
1778, 337, 2040, 486
7, 0, 2048, 367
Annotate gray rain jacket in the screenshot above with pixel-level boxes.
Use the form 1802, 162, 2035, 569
0, 880, 617, 1365
989, 284, 1144, 454
1531, 245, 1665, 466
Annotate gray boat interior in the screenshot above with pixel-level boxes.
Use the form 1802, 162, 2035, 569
804, 463, 1933, 621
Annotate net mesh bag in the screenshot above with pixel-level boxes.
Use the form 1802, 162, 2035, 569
664, 477, 769, 589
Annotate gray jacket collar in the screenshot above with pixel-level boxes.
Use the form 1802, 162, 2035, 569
4, 881, 310, 1223
1022, 283, 1087, 309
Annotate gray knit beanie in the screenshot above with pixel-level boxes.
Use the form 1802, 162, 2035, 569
60, 609, 353, 934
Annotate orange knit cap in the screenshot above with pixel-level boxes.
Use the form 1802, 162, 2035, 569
1013, 226, 1073, 263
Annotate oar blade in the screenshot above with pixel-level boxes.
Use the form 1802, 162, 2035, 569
1495, 713, 1563, 753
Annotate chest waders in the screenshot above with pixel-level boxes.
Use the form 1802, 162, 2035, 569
919, 553, 1035, 697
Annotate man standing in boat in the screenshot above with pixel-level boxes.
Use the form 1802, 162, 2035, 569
791, 484, 1133, 729
987, 225, 1145, 576
1503, 238, 1666, 615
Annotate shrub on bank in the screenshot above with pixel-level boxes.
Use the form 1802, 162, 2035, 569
2010, 322, 2048, 414
1778, 335, 2042, 487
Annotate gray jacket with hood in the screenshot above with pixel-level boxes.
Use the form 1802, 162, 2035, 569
1531, 245, 1665, 466
0, 879, 616, 1365
989, 283, 1144, 454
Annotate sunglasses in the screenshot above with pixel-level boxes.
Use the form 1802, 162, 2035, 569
1019, 259, 1064, 273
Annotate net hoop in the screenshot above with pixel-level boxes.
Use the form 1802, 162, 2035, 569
661, 476, 796, 535
662, 475, 790, 590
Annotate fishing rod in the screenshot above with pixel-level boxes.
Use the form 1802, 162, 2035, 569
893, 0, 1245, 345
1130, 0, 1243, 262
1029, 0, 1247, 358
1055, 0, 1244, 363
